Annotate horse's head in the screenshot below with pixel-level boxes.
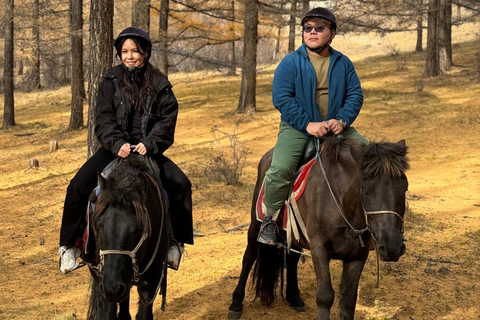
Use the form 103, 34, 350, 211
361, 140, 409, 262
91, 156, 152, 303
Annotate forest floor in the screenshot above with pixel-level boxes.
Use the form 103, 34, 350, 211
0, 23, 479, 320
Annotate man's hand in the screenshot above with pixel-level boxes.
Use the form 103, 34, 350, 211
328, 119, 345, 135
306, 122, 330, 137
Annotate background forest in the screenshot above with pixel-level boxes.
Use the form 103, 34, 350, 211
1, 0, 480, 134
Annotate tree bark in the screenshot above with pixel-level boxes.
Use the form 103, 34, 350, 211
227, 0, 237, 76
132, 0, 150, 32
438, 0, 452, 71
236, 0, 258, 114
31, 0, 41, 90
424, 0, 440, 77
158, 0, 169, 75
415, 0, 423, 52
288, 0, 297, 53
2, 0, 15, 129
69, 0, 86, 130
87, 0, 114, 158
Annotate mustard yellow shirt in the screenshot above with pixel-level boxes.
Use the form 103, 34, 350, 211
307, 51, 330, 120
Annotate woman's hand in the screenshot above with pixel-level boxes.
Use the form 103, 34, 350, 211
133, 143, 147, 155
306, 122, 330, 137
118, 143, 131, 158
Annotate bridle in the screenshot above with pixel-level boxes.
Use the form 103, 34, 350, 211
87, 175, 167, 305
315, 140, 405, 247
316, 144, 405, 287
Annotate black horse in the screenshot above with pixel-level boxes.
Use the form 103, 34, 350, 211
228, 136, 409, 319
84, 153, 170, 320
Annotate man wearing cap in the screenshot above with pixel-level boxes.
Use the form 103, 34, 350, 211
258, 8, 368, 245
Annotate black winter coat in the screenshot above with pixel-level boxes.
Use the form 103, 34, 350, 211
95, 64, 178, 156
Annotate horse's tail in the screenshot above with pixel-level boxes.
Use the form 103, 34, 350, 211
252, 242, 284, 305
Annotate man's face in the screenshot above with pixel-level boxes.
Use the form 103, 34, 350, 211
303, 22, 335, 52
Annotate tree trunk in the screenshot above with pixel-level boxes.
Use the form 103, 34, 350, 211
301, 0, 309, 44
288, 0, 297, 53
158, 0, 169, 75
132, 0, 150, 32
438, 0, 452, 71
478, 23, 480, 83
236, 0, 258, 114
415, 0, 423, 52
302, 0, 309, 13
273, 27, 281, 61
424, 0, 440, 77
227, 0, 236, 76
31, 0, 41, 90
87, 0, 114, 158
2, 0, 15, 129
69, 0, 86, 130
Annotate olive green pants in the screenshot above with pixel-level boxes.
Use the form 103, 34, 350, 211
264, 121, 368, 212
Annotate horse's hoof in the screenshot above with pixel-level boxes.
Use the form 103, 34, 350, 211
227, 309, 242, 319
291, 305, 307, 312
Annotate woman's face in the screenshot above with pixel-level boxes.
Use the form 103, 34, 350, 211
121, 38, 148, 68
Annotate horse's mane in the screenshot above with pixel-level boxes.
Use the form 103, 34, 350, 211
320, 135, 362, 165
92, 155, 152, 236
362, 142, 409, 178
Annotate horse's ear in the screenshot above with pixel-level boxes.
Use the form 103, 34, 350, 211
97, 173, 107, 190
396, 140, 406, 148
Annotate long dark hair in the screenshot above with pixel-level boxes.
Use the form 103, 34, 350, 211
115, 37, 166, 112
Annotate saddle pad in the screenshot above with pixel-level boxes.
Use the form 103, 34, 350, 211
75, 186, 99, 253
256, 158, 315, 230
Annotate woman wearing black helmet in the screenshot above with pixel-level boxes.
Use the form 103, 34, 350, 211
58, 26, 193, 273
258, 8, 368, 245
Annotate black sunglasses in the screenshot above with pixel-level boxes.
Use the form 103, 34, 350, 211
303, 25, 330, 33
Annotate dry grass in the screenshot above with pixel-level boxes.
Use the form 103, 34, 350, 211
0, 22, 479, 319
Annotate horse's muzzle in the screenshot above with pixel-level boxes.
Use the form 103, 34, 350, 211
378, 243, 406, 262
100, 281, 130, 303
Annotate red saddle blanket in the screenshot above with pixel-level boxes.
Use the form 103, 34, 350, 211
256, 158, 315, 230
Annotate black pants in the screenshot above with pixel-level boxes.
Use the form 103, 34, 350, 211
59, 148, 193, 247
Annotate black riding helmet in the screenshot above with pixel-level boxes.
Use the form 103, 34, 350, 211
114, 26, 152, 59
301, 7, 337, 31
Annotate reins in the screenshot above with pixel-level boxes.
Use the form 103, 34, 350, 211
315, 139, 369, 246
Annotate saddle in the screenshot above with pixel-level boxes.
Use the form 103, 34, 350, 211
256, 138, 317, 250
75, 157, 169, 254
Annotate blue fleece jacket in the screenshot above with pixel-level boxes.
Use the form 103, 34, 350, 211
272, 44, 363, 135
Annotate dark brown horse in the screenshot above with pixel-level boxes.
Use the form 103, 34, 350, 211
84, 154, 170, 320
228, 136, 409, 319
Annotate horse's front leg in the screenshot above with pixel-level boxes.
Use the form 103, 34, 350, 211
339, 259, 367, 320
285, 250, 306, 312
118, 291, 132, 320
311, 246, 334, 320
136, 303, 153, 320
